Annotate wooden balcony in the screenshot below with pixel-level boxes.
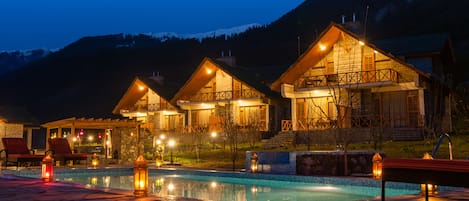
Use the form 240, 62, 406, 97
181, 89, 262, 102
281, 114, 423, 131
295, 69, 398, 89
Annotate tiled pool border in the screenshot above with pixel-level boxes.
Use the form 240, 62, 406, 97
3, 167, 457, 192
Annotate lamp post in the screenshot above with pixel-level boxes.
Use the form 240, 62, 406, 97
211, 132, 217, 150
155, 139, 164, 168
133, 155, 148, 196
372, 152, 383, 179
168, 139, 175, 165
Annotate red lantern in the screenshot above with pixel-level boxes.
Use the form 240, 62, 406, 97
41, 155, 54, 182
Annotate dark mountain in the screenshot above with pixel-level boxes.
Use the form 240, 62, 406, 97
0, 0, 467, 123
0, 49, 51, 75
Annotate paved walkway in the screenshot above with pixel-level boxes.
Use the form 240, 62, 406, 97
0, 174, 201, 201
0, 170, 468, 201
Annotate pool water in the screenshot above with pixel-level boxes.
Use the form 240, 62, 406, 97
9, 168, 420, 201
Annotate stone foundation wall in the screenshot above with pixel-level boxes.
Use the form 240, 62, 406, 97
246, 151, 382, 176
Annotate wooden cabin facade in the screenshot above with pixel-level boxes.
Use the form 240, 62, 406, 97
271, 23, 453, 141
171, 57, 287, 135
112, 76, 185, 135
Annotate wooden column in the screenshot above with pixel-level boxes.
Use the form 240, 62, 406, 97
45, 128, 51, 151
26, 128, 33, 150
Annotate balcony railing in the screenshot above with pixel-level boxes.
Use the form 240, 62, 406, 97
124, 103, 173, 113
295, 68, 398, 89
181, 89, 262, 102
281, 114, 423, 131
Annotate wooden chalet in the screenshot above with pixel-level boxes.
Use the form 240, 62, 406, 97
171, 56, 288, 135
112, 75, 184, 135
271, 22, 453, 141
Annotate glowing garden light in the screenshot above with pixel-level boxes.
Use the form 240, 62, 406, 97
372, 152, 383, 179
41, 155, 54, 182
133, 155, 148, 196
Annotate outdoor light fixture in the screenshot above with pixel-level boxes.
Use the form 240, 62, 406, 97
155, 160, 162, 168
250, 152, 259, 173
168, 139, 175, 165
91, 176, 98, 185
372, 152, 383, 179
420, 152, 438, 196
41, 155, 54, 182
319, 44, 327, 51
133, 155, 148, 196
91, 153, 99, 168
211, 132, 217, 150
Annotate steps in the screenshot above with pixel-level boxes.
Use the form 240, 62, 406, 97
262, 131, 295, 149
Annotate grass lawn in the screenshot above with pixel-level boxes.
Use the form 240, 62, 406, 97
165, 134, 469, 170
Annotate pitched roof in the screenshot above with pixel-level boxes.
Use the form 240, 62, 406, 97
112, 76, 179, 114
170, 57, 282, 105
0, 105, 39, 126
271, 22, 430, 91
211, 59, 283, 99
373, 33, 450, 56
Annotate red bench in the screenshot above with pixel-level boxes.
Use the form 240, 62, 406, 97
381, 158, 469, 201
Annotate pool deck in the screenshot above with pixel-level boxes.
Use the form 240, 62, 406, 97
1, 166, 468, 201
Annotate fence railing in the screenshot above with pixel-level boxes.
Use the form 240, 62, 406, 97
181, 89, 262, 102
295, 68, 398, 89
281, 114, 424, 131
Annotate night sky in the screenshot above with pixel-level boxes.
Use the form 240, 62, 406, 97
0, 0, 303, 51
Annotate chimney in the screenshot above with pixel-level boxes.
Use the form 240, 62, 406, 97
149, 72, 164, 85
216, 49, 236, 67
341, 15, 346, 24
343, 12, 363, 36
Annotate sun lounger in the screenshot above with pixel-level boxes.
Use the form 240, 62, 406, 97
1, 137, 44, 168
47, 138, 88, 166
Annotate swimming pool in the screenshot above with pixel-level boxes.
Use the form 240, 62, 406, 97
8, 168, 420, 201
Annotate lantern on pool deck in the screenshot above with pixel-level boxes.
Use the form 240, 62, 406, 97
250, 152, 259, 173
134, 155, 148, 196
41, 155, 54, 182
372, 152, 383, 179
420, 152, 438, 196
91, 153, 99, 168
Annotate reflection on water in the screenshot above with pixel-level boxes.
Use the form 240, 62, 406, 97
56, 174, 388, 201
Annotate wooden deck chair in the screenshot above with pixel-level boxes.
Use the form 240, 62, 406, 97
47, 138, 88, 166
1, 137, 45, 168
